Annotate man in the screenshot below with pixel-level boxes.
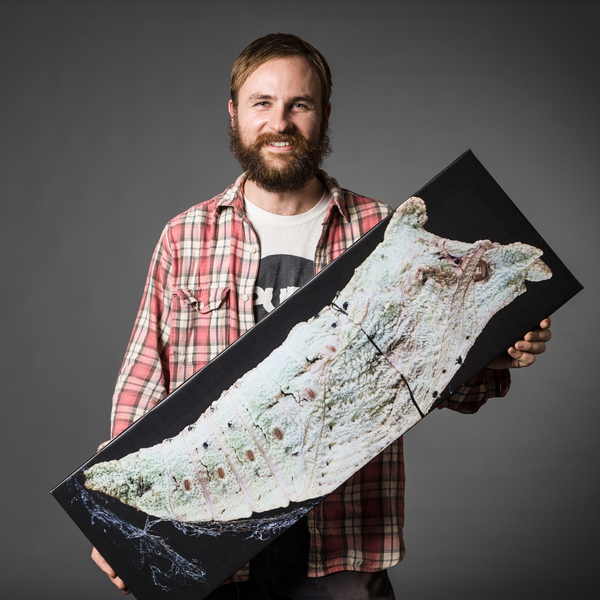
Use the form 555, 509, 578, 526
92, 34, 551, 598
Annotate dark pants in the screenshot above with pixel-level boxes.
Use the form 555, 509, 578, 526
206, 518, 396, 600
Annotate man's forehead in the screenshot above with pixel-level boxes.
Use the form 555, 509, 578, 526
238, 56, 322, 102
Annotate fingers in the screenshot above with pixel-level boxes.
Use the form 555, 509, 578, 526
515, 339, 546, 355
91, 547, 116, 577
488, 318, 552, 370
91, 547, 130, 595
538, 317, 552, 330
524, 318, 552, 344
507, 345, 537, 368
509, 318, 552, 367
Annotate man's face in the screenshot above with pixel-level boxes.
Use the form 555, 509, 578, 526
229, 56, 331, 193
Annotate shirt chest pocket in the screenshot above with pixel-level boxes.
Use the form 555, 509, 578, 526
169, 287, 230, 388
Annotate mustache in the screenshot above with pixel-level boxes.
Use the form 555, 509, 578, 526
252, 132, 311, 150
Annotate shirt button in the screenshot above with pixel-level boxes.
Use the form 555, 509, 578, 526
199, 301, 204, 309
251, 245, 258, 254
242, 294, 249, 302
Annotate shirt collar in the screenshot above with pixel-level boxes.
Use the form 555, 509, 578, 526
215, 172, 247, 216
215, 170, 350, 222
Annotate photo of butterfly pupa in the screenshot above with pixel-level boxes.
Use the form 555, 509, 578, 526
84, 196, 552, 523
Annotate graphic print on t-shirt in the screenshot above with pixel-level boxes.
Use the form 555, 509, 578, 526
253, 254, 314, 323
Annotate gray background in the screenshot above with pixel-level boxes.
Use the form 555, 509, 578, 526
1, 1, 598, 598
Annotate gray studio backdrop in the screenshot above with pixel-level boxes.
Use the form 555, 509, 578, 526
1, 1, 597, 599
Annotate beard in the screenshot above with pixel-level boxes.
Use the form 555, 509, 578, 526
229, 120, 332, 193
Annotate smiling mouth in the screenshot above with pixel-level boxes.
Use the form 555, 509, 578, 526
267, 141, 293, 148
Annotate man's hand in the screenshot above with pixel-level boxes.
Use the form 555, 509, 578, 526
488, 318, 552, 370
91, 547, 130, 595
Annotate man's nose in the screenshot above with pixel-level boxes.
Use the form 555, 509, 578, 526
269, 106, 294, 133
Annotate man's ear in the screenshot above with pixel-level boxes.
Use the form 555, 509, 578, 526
228, 100, 236, 126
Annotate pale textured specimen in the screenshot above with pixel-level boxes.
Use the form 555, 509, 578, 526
85, 197, 551, 522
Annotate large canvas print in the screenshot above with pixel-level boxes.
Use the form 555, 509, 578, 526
51, 151, 582, 599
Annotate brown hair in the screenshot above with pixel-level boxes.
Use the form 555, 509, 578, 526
230, 33, 332, 111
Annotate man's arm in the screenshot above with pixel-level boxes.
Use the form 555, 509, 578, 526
110, 225, 174, 438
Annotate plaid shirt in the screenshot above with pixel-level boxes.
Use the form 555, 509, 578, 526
110, 171, 510, 578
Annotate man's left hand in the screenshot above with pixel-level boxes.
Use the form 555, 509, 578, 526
488, 318, 552, 370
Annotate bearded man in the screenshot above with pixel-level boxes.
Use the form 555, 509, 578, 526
92, 33, 551, 599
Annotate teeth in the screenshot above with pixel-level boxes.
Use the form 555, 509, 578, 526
270, 142, 291, 147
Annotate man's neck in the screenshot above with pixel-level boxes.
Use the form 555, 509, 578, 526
243, 176, 326, 216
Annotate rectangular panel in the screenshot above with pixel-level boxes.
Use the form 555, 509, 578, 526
51, 151, 582, 599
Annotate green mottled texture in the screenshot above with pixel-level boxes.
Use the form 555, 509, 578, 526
84, 197, 551, 522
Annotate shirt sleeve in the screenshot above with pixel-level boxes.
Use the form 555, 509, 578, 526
436, 368, 511, 414
109, 226, 174, 439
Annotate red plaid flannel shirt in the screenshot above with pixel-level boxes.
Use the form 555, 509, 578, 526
110, 171, 510, 578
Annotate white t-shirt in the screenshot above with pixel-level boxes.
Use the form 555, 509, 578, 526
244, 193, 329, 322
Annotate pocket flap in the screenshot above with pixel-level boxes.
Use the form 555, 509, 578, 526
174, 287, 229, 313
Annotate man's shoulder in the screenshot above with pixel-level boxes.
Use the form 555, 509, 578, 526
341, 188, 391, 214
163, 178, 243, 233
343, 192, 392, 232
321, 172, 392, 223
166, 196, 218, 228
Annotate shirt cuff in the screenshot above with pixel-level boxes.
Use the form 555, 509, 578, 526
437, 367, 511, 414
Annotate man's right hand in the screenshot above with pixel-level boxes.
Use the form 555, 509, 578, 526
91, 547, 130, 595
